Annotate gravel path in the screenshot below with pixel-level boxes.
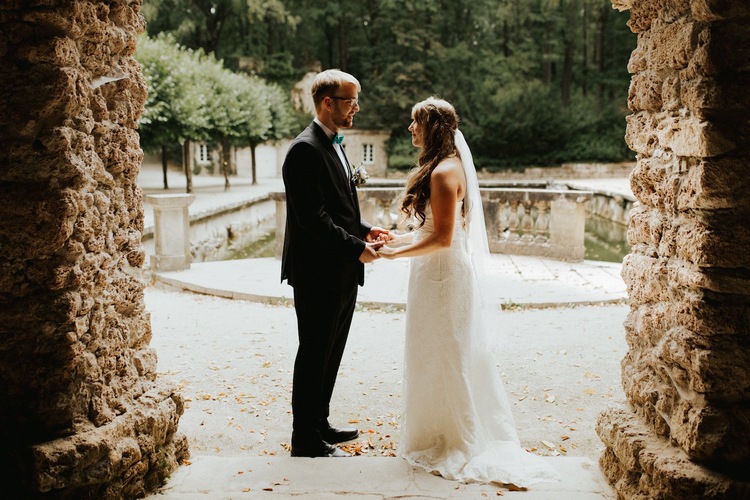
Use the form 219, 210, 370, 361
146, 287, 628, 462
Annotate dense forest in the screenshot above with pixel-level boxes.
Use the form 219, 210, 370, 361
142, 0, 636, 169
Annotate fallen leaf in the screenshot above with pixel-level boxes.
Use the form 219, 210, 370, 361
541, 440, 556, 450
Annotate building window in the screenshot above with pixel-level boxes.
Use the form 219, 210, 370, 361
196, 144, 210, 164
362, 144, 374, 164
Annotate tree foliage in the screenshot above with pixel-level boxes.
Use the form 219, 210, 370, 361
144, 0, 636, 168
136, 33, 299, 189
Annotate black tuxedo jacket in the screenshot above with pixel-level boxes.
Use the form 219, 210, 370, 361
281, 122, 371, 290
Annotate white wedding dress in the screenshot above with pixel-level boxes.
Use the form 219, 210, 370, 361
399, 201, 559, 486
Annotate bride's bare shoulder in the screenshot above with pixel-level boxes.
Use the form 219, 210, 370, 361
433, 156, 463, 177
431, 156, 464, 192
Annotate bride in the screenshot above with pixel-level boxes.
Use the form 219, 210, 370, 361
378, 97, 559, 487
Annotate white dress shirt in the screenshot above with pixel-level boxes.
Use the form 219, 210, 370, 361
314, 118, 351, 177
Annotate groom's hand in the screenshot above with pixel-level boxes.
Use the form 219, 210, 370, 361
359, 241, 384, 263
366, 226, 391, 243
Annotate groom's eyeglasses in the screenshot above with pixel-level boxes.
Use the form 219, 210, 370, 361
330, 96, 359, 107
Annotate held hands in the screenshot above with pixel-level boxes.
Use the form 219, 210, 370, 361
359, 241, 384, 263
376, 231, 413, 259
365, 226, 392, 244
359, 226, 405, 262
377, 244, 398, 259
359, 226, 392, 263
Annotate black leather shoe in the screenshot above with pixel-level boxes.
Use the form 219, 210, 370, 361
290, 440, 351, 458
318, 423, 359, 444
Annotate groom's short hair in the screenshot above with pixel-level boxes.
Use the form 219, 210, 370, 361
312, 69, 361, 110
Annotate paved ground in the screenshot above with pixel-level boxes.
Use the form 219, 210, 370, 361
139, 165, 631, 498
145, 289, 626, 499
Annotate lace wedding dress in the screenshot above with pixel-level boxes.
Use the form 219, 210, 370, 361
399, 201, 559, 487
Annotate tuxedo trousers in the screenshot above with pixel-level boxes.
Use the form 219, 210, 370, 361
291, 282, 358, 436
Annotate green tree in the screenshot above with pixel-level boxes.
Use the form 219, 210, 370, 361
138, 34, 212, 191
137, 33, 300, 190
143, 0, 636, 169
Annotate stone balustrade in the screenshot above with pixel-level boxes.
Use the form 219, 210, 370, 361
146, 194, 194, 272
272, 184, 592, 262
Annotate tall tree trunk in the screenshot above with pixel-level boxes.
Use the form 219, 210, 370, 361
582, 1, 589, 98
503, 20, 510, 57
560, 1, 576, 107
544, 20, 553, 86
250, 142, 258, 186
182, 139, 193, 194
595, 5, 609, 110
338, 14, 348, 70
221, 137, 231, 192
561, 45, 573, 106
161, 144, 169, 190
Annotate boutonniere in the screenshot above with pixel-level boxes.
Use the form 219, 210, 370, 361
351, 162, 369, 187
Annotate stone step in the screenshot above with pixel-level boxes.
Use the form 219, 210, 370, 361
150, 455, 615, 499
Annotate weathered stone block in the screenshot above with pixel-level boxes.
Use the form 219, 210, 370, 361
628, 70, 664, 112
630, 295, 750, 340
629, 156, 676, 210
624, 205, 666, 251
625, 111, 660, 155
648, 19, 697, 71
656, 115, 736, 158
668, 214, 750, 271
681, 75, 750, 119
679, 157, 750, 211
627, 33, 649, 73
31, 385, 187, 496
629, 19, 697, 71
660, 73, 682, 112
622, 297, 750, 462
692, 0, 750, 22
688, 21, 750, 76
597, 406, 750, 499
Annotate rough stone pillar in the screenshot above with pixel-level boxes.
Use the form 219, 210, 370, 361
597, 1, 750, 499
0, 1, 187, 497
146, 194, 194, 272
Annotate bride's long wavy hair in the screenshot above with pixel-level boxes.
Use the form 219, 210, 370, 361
400, 97, 459, 227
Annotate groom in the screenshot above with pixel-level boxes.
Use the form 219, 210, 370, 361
281, 69, 388, 457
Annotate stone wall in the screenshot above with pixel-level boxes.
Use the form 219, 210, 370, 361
597, 1, 750, 499
0, 0, 187, 497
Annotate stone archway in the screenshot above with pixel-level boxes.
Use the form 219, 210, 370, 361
2, 0, 748, 498
0, 1, 186, 497
596, 1, 750, 498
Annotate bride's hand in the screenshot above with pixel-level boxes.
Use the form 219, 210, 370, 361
377, 245, 399, 259
387, 232, 414, 246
